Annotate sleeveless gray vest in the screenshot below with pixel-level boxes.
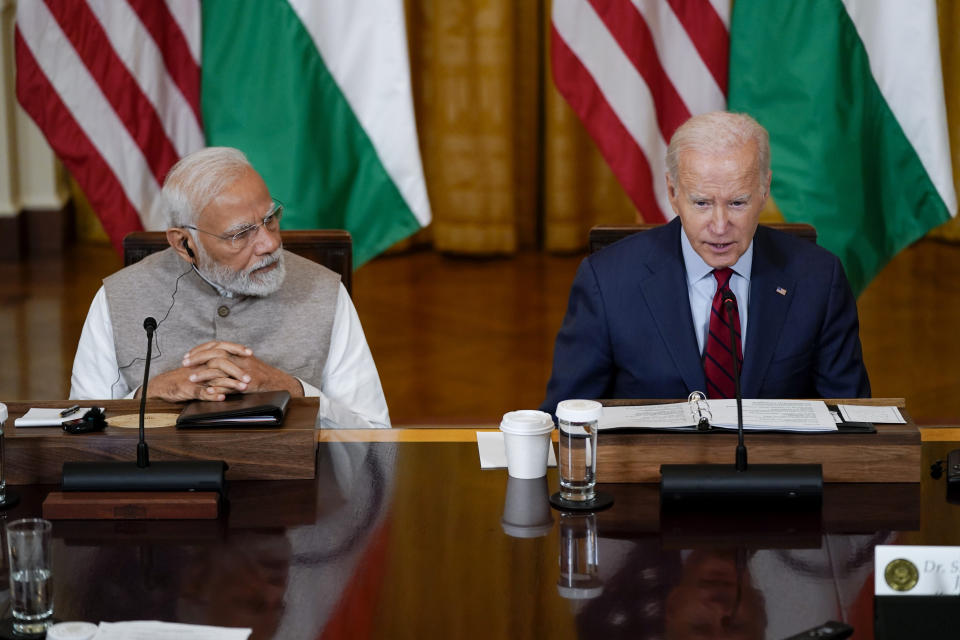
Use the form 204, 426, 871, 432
103, 248, 340, 394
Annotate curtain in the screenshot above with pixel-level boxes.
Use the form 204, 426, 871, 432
405, 0, 638, 256
929, 0, 960, 241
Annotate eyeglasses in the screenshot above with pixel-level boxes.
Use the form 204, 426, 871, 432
183, 200, 284, 250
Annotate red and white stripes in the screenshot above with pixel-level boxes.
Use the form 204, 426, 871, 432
551, 0, 729, 222
15, 0, 203, 251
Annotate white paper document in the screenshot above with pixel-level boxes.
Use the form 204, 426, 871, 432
708, 399, 836, 432
599, 403, 696, 430
600, 399, 837, 433
477, 431, 557, 469
838, 404, 905, 424
14, 407, 99, 427
95, 621, 251, 639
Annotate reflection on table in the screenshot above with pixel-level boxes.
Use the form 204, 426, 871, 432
0, 439, 954, 639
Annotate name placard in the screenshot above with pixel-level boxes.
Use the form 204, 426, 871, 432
875, 545, 960, 595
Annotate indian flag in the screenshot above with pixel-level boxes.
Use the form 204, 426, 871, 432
728, 0, 956, 295
202, 1, 430, 266
16, 0, 430, 266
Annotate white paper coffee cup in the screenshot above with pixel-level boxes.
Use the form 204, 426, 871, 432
500, 410, 554, 479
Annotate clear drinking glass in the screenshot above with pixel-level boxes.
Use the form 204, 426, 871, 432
557, 400, 602, 502
557, 512, 603, 600
6, 518, 53, 634
0, 402, 7, 505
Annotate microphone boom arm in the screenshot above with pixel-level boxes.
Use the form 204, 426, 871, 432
722, 292, 747, 471
137, 317, 157, 468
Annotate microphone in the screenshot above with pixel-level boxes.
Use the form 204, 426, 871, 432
137, 317, 157, 467
659, 286, 822, 510
61, 317, 227, 494
722, 291, 747, 472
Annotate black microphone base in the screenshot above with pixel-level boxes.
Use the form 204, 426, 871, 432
660, 463, 822, 510
62, 461, 227, 494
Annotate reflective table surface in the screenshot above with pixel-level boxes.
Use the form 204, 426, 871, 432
0, 439, 956, 640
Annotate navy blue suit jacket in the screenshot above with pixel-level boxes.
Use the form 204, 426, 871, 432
542, 219, 870, 412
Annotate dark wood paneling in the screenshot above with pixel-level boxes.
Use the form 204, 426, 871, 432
3, 399, 319, 483
43, 491, 220, 520
0, 213, 24, 261
597, 399, 920, 483
26, 203, 75, 255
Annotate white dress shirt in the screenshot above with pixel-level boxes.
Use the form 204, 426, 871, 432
680, 231, 753, 355
69, 283, 391, 429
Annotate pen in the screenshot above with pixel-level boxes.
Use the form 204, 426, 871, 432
59, 405, 81, 418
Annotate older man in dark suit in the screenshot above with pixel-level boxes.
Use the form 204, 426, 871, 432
543, 111, 869, 412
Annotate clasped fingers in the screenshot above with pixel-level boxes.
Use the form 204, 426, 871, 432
187, 364, 250, 393
183, 341, 253, 367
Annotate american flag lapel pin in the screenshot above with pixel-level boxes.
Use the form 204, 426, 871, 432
776, 287, 787, 296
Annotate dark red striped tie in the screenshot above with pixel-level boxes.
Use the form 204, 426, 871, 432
704, 268, 742, 399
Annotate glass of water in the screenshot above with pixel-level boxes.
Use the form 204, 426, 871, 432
556, 400, 602, 502
6, 518, 53, 634
557, 512, 603, 599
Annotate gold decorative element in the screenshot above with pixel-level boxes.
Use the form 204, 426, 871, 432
108, 413, 179, 429
884, 558, 919, 592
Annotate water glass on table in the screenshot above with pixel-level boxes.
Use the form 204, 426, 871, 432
556, 399, 602, 502
6, 518, 54, 635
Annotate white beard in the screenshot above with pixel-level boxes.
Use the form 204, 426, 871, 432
197, 246, 286, 297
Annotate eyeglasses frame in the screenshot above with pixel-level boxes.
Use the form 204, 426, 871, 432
181, 199, 284, 250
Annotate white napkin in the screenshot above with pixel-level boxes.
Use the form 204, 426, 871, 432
476, 431, 557, 469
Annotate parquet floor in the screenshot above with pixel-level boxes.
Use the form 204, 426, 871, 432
0, 240, 957, 425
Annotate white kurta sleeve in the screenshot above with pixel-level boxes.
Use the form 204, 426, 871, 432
315, 284, 391, 429
70, 286, 133, 400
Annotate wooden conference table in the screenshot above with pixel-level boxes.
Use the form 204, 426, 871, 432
0, 399, 956, 639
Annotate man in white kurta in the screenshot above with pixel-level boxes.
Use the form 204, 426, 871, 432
69, 147, 389, 429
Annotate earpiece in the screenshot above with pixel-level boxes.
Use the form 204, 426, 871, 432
182, 238, 196, 261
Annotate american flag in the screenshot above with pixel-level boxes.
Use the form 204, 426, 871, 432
15, 1, 204, 252
551, 0, 730, 222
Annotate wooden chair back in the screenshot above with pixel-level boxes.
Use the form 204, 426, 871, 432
122, 230, 354, 295
588, 223, 817, 254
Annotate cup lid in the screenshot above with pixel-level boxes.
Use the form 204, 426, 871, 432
500, 410, 554, 435
556, 399, 602, 423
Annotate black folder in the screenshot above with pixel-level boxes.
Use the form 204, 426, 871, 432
176, 391, 291, 428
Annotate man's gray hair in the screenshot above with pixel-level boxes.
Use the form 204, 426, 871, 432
161, 147, 253, 228
665, 111, 770, 190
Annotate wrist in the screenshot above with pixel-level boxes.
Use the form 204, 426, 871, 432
288, 375, 305, 398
